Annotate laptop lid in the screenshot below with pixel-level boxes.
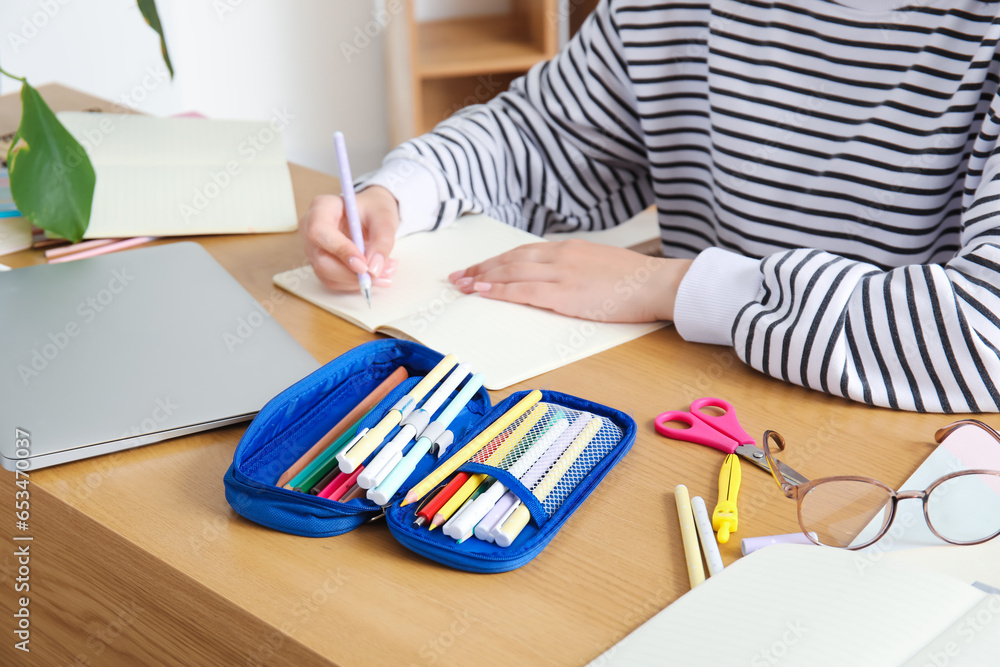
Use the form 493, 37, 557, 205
0, 242, 320, 471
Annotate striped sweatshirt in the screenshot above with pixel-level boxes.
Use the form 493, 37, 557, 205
361, 0, 1000, 413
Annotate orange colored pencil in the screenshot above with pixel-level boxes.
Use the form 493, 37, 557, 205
276, 366, 408, 487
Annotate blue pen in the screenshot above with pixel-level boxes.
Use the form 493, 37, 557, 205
368, 373, 485, 506
333, 131, 372, 307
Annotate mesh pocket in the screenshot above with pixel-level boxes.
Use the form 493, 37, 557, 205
469, 401, 622, 517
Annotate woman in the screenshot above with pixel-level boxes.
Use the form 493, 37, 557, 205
302, 0, 1000, 413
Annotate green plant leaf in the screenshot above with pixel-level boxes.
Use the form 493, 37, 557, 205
137, 0, 174, 78
7, 81, 95, 243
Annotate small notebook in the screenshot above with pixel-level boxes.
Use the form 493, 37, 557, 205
56, 112, 297, 239
587, 543, 1000, 667
274, 215, 664, 389
0, 167, 30, 257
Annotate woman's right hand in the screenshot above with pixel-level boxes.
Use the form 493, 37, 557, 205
300, 185, 401, 292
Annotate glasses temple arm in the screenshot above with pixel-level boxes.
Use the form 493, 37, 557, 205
762, 430, 794, 493
934, 419, 1000, 445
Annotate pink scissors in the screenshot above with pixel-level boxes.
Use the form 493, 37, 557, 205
655, 397, 808, 485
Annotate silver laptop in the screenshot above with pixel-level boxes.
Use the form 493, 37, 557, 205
0, 242, 320, 471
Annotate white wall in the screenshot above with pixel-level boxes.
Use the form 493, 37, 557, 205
0, 0, 394, 176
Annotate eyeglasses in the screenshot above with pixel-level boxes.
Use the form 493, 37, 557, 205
762, 419, 1000, 549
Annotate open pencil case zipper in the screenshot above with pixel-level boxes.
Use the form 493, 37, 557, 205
224, 339, 637, 572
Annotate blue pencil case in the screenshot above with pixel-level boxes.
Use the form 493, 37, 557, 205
223, 339, 636, 573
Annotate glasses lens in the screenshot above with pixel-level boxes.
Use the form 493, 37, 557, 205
926, 472, 1000, 544
799, 480, 893, 548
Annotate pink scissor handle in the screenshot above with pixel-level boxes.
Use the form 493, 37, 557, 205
654, 410, 738, 454
689, 397, 755, 446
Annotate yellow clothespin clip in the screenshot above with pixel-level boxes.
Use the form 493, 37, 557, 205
713, 453, 741, 543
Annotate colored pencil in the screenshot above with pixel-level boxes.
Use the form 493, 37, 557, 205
403, 390, 543, 506
48, 236, 156, 263
276, 366, 407, 487
494, 416, 603, 547
430, 473, 486, 530
417, 473, 470, 525
44, 238, 114, 259
328, 467, 365, 502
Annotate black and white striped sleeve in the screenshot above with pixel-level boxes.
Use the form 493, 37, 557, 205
361, 2, 653, 237
677, 100, 1000, 414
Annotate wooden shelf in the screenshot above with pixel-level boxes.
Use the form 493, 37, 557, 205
417, 15, 550, 78
385, 0, 562, 146
419, 72, 523, 135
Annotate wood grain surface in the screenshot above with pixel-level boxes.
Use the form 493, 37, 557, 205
0, 85, 968, 667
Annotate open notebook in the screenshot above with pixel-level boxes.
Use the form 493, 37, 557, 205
588, 541, 1000, 666
56, 112, 297, 239
274, 215, 664, 389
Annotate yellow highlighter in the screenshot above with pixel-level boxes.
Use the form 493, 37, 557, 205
337, 354, 457, 473
712, 453, 741, 543
403, 390, 543, 506
430, 473, 486, 530
431, 404, 547, 532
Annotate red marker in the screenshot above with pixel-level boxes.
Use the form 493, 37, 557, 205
327, 466, 365, 502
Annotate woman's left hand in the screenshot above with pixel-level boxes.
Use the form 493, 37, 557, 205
448, 239, 692, 323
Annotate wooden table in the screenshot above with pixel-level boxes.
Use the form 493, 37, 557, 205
0, 86, 965, 666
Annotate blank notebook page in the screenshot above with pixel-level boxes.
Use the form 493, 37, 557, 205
587, 544, 987, 667
273, 216, 664, 389
57, 112, 297, 238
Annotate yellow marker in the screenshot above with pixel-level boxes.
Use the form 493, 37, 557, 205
712, 454, 742, 543
430, 473, 486, 530
494, 416, 602, 547
675, 484, 706, 588
402, 390, 543, 506
337, 354, 457, 473
484, 403, 548, 465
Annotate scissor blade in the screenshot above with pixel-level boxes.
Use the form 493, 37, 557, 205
774, 461, 810, 486
733, 445, 810, 485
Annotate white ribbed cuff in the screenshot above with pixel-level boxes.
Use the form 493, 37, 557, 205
358, 159, 440, 237
673, 247, 763, 346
